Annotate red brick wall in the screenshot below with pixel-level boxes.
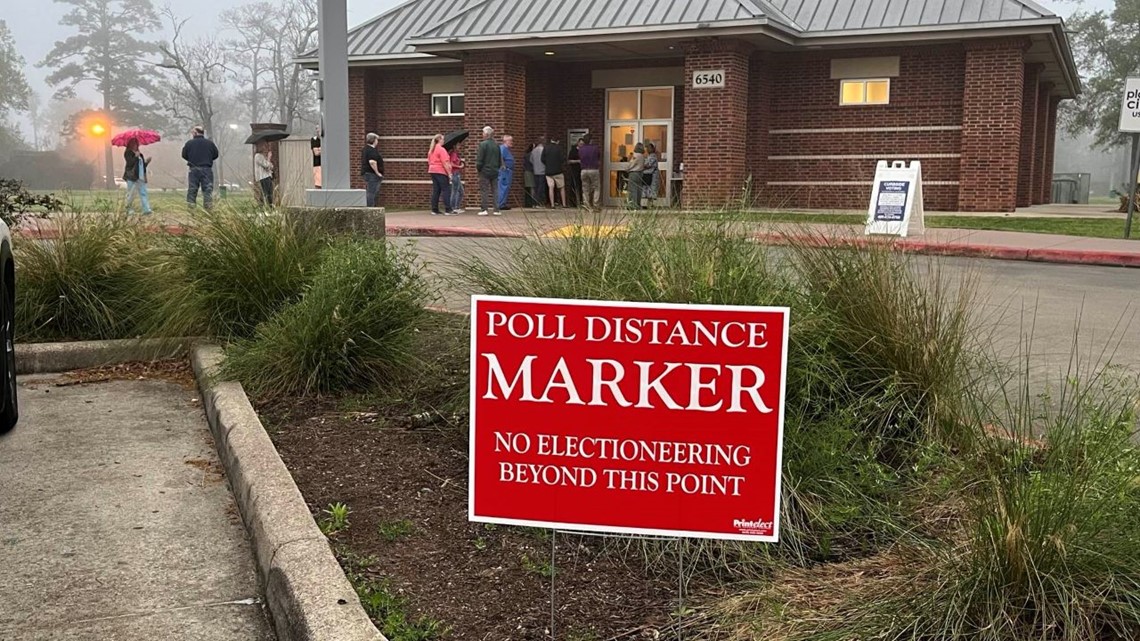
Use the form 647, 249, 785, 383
958, 39, 1027, 212
683, 41, 750, 207
1033, 83, 1053, 205
348, 68, 366, 191
1017, 65, 1041, 207
365, 68, 464, 205
763, 44, 965, 211
464, 53, 527, 209
747, 54, 772, 194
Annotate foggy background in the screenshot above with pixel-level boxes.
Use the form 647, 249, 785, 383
0, 0, 1126, 197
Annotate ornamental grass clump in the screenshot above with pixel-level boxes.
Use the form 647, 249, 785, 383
222, 240, 432, 398
456, 215, 979, 571
700, 364, 1140, 641
15, 214, 159, 341
143, 208, 332, 340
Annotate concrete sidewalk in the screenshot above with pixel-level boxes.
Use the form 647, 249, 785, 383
0, 376, 274, 640
381, 209, 1140, 268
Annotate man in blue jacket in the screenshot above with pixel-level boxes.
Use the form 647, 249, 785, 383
497, 135, 515, 211
182, 126, 220, 210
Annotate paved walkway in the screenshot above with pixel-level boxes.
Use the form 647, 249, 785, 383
0, 376, 274, 641
380, 209, 1140, 268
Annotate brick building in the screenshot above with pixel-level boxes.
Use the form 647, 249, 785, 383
298, 0, 1078, 212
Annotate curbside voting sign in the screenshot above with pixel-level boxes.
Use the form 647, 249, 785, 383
468, 295, 790, 542
1119, 77, 1140, 133
865, 160, 925, 237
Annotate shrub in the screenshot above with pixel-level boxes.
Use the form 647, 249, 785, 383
0, 178, 60, 228
223, 240, 432, 398
144, 209, 332, 340
698, 366, 1140, 641
15, 214, 157, 341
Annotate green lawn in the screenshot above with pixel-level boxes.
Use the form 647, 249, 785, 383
38, 188, 255, 215
695, 211, 1138, 240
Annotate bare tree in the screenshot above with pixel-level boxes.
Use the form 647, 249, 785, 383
154, 6, 227, 138
221, 5, 271, 124
221, 0, 318, 130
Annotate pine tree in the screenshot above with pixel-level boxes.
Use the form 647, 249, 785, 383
39, 0, 163, 187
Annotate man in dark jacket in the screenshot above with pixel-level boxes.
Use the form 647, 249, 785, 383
181, 126, 219, 209
475, 126, 502, 216
542, 139, 567, 208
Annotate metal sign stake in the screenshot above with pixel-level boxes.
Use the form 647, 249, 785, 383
550, 529, 557, 640
1127, 132, 1139, 239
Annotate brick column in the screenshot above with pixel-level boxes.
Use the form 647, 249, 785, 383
348, 68, 367, 190
1042, 96, 1061, 204
1016, 65, 1041, 208
464, 53, 527, 209
958, 39, 1027, 212
1032, 83, 1052, 204
747, 53, 772, 203
682, 40, 751, 208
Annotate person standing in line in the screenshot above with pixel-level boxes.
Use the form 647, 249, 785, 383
449, 141, 465, 214
181, 126, 219, 209
567, 138, 582, 207
428, 134, 457, 216
475, 126, 502, 216
543, 137, 567, 209
627, 142, 646, 210
578, 134, 601, 210
310, 127, 322, 189
361, 132, 385, 208
522, 143, 536, 207
530, 137, 546, 207
254, 141, 275, 206
497, 135, 515, 211
123, 137, 153, 215
642, 143, 660, 207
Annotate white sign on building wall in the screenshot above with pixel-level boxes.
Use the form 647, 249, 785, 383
865, 161, 926, 237
1119, 77, 1140, 133
692, 70, 726, 89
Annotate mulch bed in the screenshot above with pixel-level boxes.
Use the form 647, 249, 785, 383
262, 393, 691, 641
55, 359, 198, 389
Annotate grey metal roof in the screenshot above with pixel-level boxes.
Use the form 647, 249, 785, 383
310, 0, 1060, 60
412, 0, 779, 41
769, 0, 1052, 32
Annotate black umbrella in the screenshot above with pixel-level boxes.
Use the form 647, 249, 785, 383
244, 130, 290, 145
442, 130, 468, 151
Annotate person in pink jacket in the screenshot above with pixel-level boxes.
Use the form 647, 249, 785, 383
428, 134, 457, 216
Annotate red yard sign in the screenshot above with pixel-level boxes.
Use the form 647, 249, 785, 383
469, 295, 790, 542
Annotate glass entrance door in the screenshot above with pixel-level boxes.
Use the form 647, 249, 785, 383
604, 88, 674, 207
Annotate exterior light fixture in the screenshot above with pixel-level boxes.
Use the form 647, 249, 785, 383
544, 51, 555, 56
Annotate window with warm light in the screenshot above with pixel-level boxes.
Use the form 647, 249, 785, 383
839, 79, 890, 105
607, 90, 639, 120
431, 93, 465, 116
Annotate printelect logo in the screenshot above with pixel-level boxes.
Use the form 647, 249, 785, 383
734, 518, 773, 530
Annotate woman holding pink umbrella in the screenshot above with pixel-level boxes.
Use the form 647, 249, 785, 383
113, 129, 160, 216
122, 138, 153, 215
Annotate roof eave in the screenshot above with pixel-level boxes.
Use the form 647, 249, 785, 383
295, 53, 461, 70
408, 18, 795, 50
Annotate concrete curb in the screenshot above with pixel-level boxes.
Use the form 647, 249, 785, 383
385, 224, 525, 238
191, 346, 385, 641
381, 224, 1140, 268
750, 231, 1140, 269
15, 338, 192, 375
